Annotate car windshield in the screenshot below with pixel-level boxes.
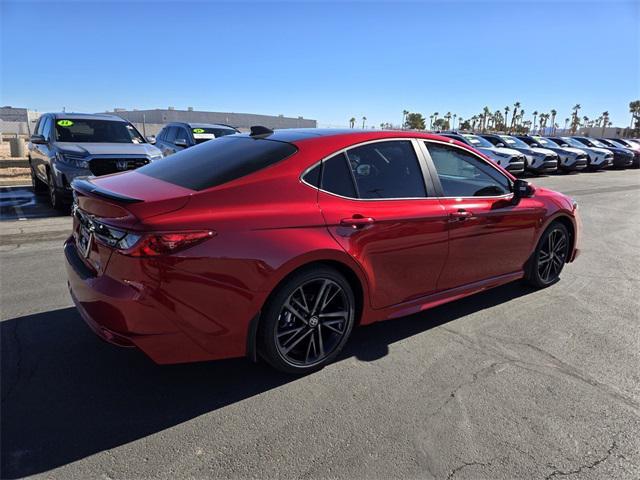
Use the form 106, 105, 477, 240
586, 138, 607, 148
606, 139, 627, 148
54, 119, 145, 143
533, 137, 555, 147
463, 134, 493, 148
561, 137, 588, 148
500, 135, 530, 148
191, 127, 237, 144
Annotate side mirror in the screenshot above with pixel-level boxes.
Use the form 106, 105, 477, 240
496, 142, 505, 147
174, 138, 189, 148
30, 134, 47, 145
146, 135, 156, 144
512, 179, 535, 202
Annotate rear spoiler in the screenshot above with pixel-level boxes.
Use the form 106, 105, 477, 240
71, 178, 143, 204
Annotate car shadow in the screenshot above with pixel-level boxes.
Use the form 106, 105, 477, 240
1, 281, 534, 478
0, 186, 68, 220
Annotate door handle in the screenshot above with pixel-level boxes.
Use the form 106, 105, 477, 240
448, 209, 473, 221
340, 216, 376, 227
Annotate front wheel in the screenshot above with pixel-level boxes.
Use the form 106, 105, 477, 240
30, 162, 47, 194
47, 171, 66, 211
525, 222, 570, 288
259, 266, 356, 374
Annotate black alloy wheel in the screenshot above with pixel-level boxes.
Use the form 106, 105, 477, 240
260, 266, 355, 374
526, 222, 570, 288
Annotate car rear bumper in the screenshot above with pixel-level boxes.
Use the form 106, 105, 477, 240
64, 238, 234, 364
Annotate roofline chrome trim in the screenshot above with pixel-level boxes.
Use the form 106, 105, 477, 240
299, 137, 517, 201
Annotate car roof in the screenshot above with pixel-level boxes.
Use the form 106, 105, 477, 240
167, 122, 238, 130
232, 128, 465, 144
50, 112, 127, 122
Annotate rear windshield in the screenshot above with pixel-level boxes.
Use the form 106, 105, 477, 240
137, 136, 298, 191
192, 127, 238, 144
55, 119, 145, 143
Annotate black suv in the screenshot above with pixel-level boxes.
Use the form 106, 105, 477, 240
154, 122, 239, 156
28, 113, 163, 209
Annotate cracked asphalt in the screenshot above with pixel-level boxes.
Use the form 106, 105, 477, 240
1, 170, 639, 479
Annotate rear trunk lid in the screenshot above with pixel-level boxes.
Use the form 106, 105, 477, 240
70, 172, 194, 275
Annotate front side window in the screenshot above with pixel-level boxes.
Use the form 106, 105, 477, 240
425, 143, 510, 197
164, 127, 178, 143
345, 141, 426, 199
175, 128, 190, 143
42, 117, 53, 141
54, 119, 145, 143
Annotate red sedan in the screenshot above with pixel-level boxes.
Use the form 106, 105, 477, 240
65, 128, 580, 373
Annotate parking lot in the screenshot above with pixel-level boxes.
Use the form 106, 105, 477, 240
1, 169, 639, 479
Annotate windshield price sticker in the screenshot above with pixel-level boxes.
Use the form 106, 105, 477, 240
192, 128, 206, 133
57, 120, 74, 127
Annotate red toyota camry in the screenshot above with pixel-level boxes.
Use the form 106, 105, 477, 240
65, 128, 580, 373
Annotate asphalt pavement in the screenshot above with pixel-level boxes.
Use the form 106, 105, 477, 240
1, 170, 639, 479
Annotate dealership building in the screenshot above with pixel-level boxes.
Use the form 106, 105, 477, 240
0, 106, 317, 135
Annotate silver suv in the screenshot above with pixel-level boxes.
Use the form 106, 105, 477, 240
28, 113, 163, 209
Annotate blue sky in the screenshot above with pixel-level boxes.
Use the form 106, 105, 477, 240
1, 1, 638, 128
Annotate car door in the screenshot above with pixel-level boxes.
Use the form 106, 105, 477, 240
317, 138, 449, 310
174, 127, 192, 151
34, 116, 54, 181
422, 140, 544, 290
161, 127, 178, 156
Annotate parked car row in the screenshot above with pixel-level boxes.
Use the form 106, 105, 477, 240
27, 113, 239, 209
438, 131, 640, 175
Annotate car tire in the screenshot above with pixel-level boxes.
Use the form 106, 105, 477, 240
47, 170, 66, 211
258, 266, 356, 374
524, 221, 570, 288
30, 162, 47, 195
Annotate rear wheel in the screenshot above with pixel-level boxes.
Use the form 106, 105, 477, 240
259, 266, 355, 374
525, 222, 569, 288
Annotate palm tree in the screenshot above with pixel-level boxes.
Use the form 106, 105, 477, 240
380, 123, 385, 130
601, 111, 609, 136
629, 100, 640, 130
402, 110, 409, 130
429, 115, 434, 130
532, 111, 538, 134
550, 109, 557, 135
504, 106, 510, 132
362, 116, 367, 129
349, 117, 356, 128
571, 104, 581, 134
433, 112, 439, 125
564, 118, 569, 131
452, 114, 457, 130
444, 112, 452, 130
510, 102, 521, 133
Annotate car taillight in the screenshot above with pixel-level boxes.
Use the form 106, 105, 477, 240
122, 231, 215, 257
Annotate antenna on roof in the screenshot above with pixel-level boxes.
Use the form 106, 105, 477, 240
250, 125, 273, 137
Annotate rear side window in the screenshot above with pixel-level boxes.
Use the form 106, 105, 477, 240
321, 153, 357, 198
138, 136, 298, 191
346, 141, 426, 199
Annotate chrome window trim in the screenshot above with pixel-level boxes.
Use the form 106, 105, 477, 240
299, 136, 517, 201
299, 137, 437, 201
